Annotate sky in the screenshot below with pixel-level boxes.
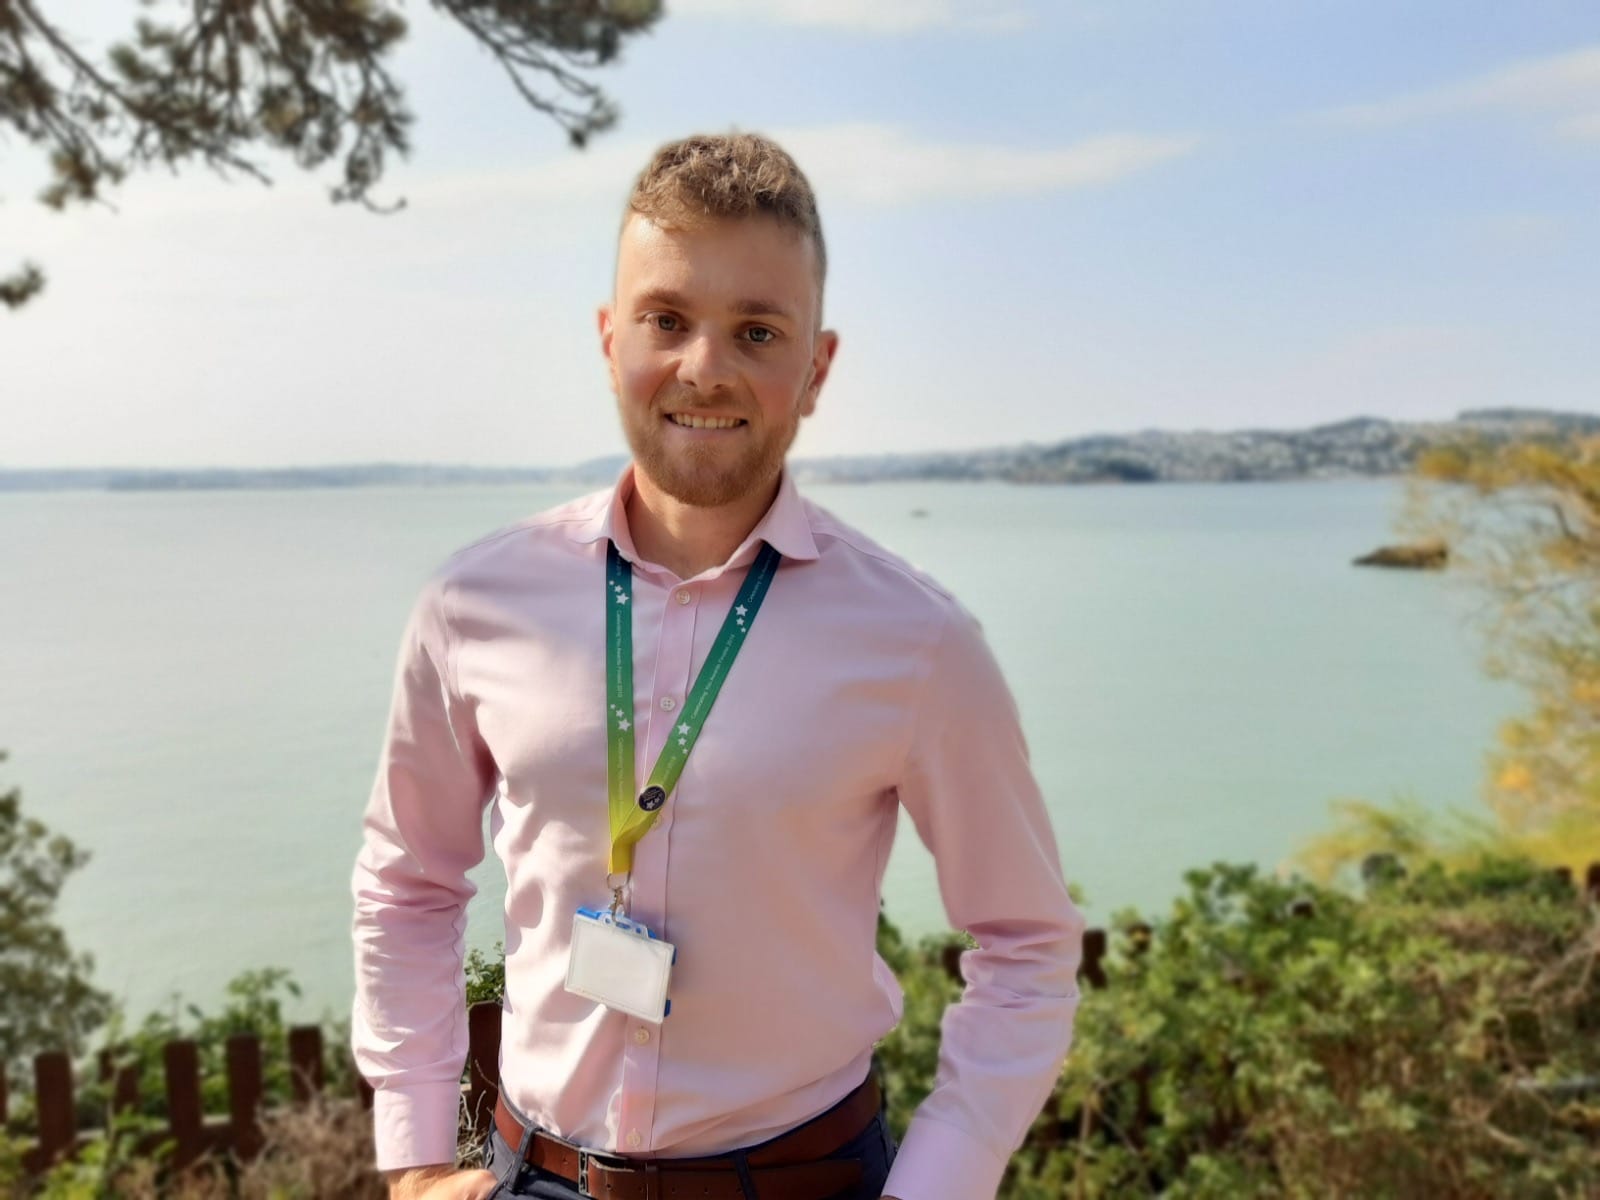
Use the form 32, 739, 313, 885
3, 0, 1598, 469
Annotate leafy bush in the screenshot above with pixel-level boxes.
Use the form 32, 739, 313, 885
980, 857, 1599, 1199
465, 941, 506, 1007
0, 755, 113, 1096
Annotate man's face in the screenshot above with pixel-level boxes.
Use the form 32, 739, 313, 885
598, 213, 838, 509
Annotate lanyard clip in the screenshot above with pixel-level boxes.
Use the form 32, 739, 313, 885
606, 871, 630, 919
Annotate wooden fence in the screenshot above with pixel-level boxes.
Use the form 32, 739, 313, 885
1, 1001, 508, 1179
7, 861, 1598, 1181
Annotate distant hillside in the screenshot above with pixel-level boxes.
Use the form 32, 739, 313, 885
4, 409, 1597, 491
790, 408, 1600, 485
0, 463, 579, 492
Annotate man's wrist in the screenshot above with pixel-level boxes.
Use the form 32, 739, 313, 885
386, 1162, 456, 1200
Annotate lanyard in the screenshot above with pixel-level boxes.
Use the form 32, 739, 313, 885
605, 540, 782, 877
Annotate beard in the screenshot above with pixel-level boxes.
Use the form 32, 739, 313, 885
620, 391, 803, 508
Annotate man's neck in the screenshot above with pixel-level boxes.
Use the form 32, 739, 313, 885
625, 470, 781, 580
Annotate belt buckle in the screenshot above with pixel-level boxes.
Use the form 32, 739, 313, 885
581, 1151, 662, 1200
580, 1147, 657, 1199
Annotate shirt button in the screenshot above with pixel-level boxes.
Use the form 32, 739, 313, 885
633, 1026, 651, 1045
627, 1130, 643, 1149
675, 590, 692, 605
659, 696, 677, 712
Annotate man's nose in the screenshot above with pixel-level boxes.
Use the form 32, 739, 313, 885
676, 332, 736, 393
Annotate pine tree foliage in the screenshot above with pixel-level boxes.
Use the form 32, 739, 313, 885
0, 0, 663, 306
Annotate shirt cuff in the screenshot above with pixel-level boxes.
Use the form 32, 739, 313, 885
372, 1080, 463, 1171
882, 1112, 1009, 1200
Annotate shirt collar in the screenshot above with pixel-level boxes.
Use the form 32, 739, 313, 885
570, 462, 820, 571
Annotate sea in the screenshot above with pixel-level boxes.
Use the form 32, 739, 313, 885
0, 478, 1522, 1026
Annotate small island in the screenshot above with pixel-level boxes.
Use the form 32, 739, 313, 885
1352, 539, 1449, 569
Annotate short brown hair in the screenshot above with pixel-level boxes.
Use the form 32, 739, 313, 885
625, 131, 827, 293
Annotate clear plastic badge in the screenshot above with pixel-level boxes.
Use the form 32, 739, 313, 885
564, 908, 675, 1023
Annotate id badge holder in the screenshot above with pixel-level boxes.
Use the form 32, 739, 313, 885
564, 908, 676, 1023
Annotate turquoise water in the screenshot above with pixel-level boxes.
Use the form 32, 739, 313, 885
0, 479, 1520, 1024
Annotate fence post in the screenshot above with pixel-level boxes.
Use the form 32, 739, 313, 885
33, 1051, 76, 1171
226, 1034, 264, 1161
466, 1001, 502, 1140
165, 1040, 203, 1169
288, 1026, 325, 1105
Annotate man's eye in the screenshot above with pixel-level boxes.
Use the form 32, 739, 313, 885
650, 314, 680, 332
745, 326, 776, 344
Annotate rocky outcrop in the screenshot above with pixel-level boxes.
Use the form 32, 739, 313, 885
1352, 539, 1449, 569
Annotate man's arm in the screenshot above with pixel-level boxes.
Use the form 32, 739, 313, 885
881, 605, 1086, 1200
351, 575, 498, 1172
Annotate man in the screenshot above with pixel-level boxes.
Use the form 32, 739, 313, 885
352, 132, 1084, 1200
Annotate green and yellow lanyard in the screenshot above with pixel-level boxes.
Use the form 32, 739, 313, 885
605, 540, 782, 887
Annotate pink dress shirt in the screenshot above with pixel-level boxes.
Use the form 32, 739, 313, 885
351, 466, 1085, 1200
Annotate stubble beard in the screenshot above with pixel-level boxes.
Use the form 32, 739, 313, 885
622, 395, 802, 509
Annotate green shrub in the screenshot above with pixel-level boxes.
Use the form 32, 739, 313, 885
1, 756, 114, 1100
985, 857, 1600, 1199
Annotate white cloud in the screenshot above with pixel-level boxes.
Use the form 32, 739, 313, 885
780, 125, 1199, 202
1315, 43, 1600, 134
405, 123, 1200, 212
0, 123, 1199, 246
667, 0, 1032, 35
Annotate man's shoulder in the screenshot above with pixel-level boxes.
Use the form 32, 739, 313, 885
800, 494, 966, 622
431, 486, 608, 585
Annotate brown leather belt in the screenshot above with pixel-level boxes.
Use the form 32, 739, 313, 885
492, 1073, 882, 1200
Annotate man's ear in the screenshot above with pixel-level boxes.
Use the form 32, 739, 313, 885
800, 328, 840, 417
597, 304, 618, 393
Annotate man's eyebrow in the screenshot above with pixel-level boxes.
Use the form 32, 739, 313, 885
635, 287, 692, 311
634, 287, 797, 323
730, 297, 797, 321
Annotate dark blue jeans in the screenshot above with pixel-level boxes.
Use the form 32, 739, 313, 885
482, 1089, 898, 1200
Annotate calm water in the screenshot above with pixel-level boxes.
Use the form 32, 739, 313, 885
0, 479, 1520, 1025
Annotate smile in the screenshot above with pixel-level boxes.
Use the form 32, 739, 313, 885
667, 413, 747, 430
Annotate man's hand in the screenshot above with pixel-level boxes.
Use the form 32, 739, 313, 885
385, 1164, 498, 1200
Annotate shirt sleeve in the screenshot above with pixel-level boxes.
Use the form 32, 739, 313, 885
881, 604, 1086, 1200
350, 575, 497, 1171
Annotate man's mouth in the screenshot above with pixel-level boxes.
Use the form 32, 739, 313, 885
667, 413, 747, 430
